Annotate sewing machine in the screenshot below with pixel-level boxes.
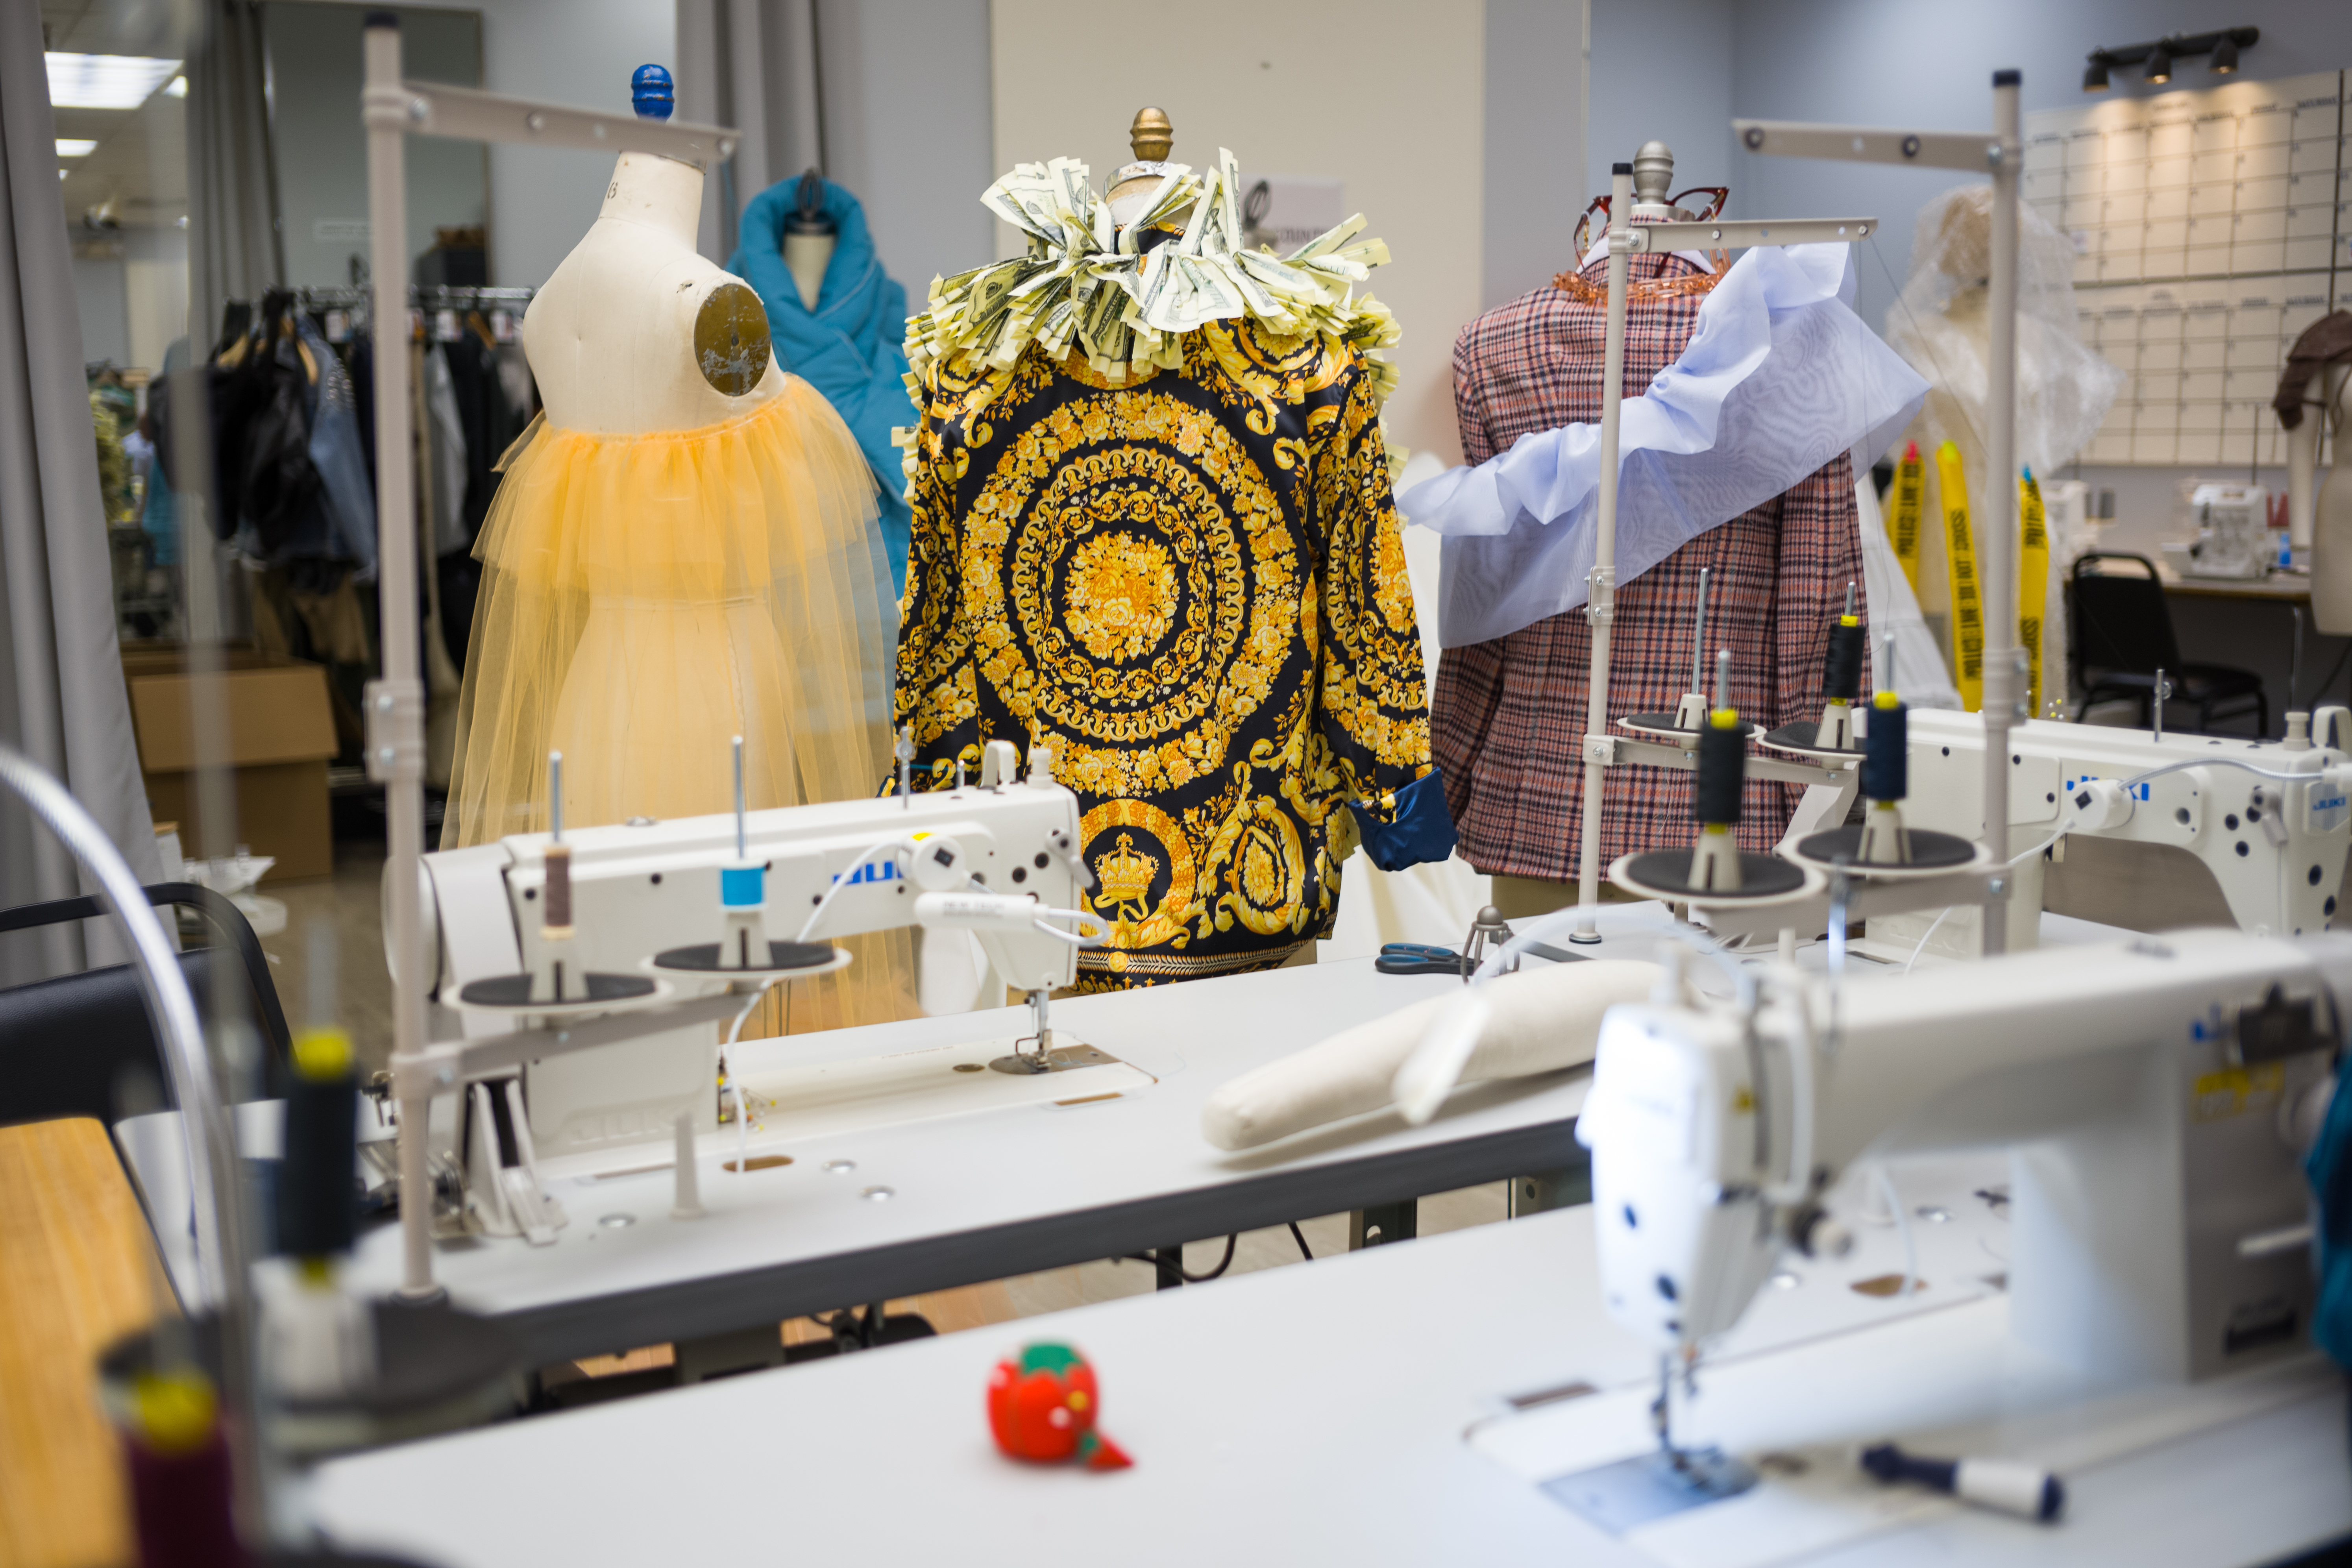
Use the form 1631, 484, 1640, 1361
1856, 707, 2352, 961
1579, 927, 2341, 1479
396, 741, 1128, 1265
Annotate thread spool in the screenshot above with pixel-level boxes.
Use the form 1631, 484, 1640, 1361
1824, 620, 1866, 704
542, 843, 573, 934
277, 1027, 359, 1259
1694, 717, 1746, 825
1862, 693, 1907, 802
122, 1370, 242, 1568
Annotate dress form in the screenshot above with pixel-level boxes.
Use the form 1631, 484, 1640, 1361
523, 151, 783, 435
521, 149, 797, 827
781, 169, 838, 312
784, 232, 834, 311
1106, 107, 1192, 232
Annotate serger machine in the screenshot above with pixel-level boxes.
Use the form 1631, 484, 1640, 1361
387, 741, 1117, 1289
1579, 928, 2340, 1468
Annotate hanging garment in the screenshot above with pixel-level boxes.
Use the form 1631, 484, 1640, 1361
294, 314, 377, 577
140, 340, 188, 568
729, 178, 917, 591
441, 377, 910, 1023
895, 150, 1429, 990
1404, 242, 1922, 647
1429, 247, 1866, 882
421, 341, 471, 557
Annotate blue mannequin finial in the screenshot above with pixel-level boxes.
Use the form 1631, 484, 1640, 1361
632, 65, 674, 121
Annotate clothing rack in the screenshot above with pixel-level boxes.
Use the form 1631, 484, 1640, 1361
220, 284, 540, 346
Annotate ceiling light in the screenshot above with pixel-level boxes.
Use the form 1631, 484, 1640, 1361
56, 139, 97, 157
2146, 45, 2173, 84
165, 76, 188, 98
2082, 56, 2111, 91
44, 53, 183, 110
2211, 35, 2239, 72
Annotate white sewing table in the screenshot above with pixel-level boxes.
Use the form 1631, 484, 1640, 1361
301, 1148, 2352, 1568
119, 907, 2149, 1368
127, 906, 1672, 1365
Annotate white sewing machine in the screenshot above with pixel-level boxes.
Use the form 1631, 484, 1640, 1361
1581, 929, 2337, 1437
1862, 707, 2352, 961
396, 742, 1133, 1259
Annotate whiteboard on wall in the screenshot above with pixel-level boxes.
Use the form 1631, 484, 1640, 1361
2024, 70, 2348, 469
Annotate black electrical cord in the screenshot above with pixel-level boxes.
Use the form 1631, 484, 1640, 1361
1288, 1221, 1315, 1262
2300, 638, 2352, 712
1120, 1233, 1239, 1282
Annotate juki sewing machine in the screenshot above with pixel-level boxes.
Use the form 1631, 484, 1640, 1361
1578, 925, 2341, 1490
1860, 705, 2352, 961
390, 740, 1127, 1283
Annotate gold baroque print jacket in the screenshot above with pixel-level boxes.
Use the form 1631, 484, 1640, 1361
893, 321, 1431, 988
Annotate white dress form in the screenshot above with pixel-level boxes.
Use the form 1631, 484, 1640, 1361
784, 231, 834, 312
524, 151, 783, 435
521, 151, 797, 827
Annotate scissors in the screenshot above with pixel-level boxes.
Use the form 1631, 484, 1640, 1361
1375, 942, 1465, 977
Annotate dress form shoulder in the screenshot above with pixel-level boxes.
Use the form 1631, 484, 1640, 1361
524, 150, 784, 435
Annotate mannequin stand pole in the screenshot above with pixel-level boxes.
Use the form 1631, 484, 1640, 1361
361, 18, 436, 1301
1571, 164, 1636, 943
358, 17, 740, 1302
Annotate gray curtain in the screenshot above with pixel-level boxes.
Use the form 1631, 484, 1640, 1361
0, 0, 165, 985
677, 0, 826, 265
188, 0, 281, 350
183, 0, 276, 644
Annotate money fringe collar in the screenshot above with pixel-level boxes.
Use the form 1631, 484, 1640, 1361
897, 149, 1400, 481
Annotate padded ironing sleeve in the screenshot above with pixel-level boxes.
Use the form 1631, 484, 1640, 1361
1200, 959, 1660, 1151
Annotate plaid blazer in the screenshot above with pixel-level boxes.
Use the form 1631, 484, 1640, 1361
1433, 251, 1862, 881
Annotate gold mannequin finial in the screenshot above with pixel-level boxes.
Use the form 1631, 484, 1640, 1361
1129, 107, 1173, 163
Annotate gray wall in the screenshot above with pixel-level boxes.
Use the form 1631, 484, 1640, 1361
812, 0, 994, 296
1587, 0, 1736, 227
284, 0, 676, 289
476, 0, 677, 287
72, 257, 131, 367
265, 3, 487, 291
1483, 0, 1588, 310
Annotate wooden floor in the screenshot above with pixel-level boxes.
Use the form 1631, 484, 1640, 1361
0, 1119, 170, 1568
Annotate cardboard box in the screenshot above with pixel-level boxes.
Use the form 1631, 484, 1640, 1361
122, 645, 338, 884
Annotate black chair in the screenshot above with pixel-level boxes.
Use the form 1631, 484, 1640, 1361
0, 882, 291, 1130
2069, 552, 2268, 735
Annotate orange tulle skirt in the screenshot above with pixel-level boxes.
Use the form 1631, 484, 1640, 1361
444, 379, 913, 1029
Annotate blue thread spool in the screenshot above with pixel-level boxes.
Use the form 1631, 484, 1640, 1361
720, 863, 764, 909
631, 64, 674, 122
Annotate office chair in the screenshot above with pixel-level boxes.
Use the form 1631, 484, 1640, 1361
0, 882, 290, 1129
2069, 551, 2268, 735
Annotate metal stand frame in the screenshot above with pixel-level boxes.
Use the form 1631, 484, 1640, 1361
1570, 73, 2026, 954
359, 17, 741, 1301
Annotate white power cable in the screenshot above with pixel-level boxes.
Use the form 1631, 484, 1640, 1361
720, 978, 778, 1177
796, 839, 906, 943
1028, 908, 1109, 947
1903, 908, 1955, 975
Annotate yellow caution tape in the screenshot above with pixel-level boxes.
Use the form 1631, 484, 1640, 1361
1936, 441, 1983, 712
2018, 470, 2049, 721
1888, 441, 1924, 594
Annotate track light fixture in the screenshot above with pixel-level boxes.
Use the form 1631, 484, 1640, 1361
2082, 28, 2258, 93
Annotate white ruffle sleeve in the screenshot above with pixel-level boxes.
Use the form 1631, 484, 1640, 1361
1400, 245, 1929, 649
